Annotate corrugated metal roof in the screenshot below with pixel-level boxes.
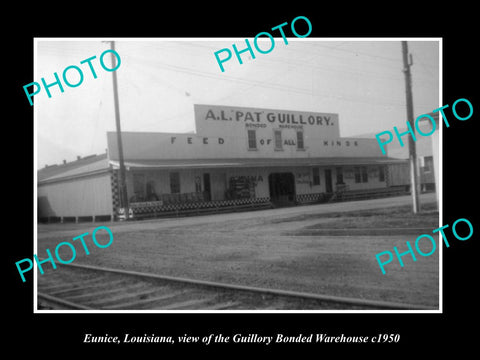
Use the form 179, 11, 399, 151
109, 156, 407, 170
38, 152, 407, 184
38, 153, 109, 182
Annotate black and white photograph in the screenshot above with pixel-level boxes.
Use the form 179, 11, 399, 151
7, 7, 479, 355
33, 38, 440, 313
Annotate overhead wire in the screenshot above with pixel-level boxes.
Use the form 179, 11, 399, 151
47, 41, 437, 133
124, 51, 409, 108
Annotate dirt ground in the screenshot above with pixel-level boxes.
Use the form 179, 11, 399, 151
36, 194, 440, 309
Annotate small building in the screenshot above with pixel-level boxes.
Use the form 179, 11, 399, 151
420, 112, 440, 205
37, 154, 115, 222
384, 117, 438, 193
37, 104, 408, 222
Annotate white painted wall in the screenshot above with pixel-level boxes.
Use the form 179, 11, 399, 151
38, 172, 113, 217
108, 105, 385, 161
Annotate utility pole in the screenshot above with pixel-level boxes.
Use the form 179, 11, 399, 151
401, 41, 420, 213
110, 40, 129, 220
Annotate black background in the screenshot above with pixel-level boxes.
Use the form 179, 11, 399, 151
6, 4, 477, 356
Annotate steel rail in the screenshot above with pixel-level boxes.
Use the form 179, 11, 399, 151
37, 261, 434, 311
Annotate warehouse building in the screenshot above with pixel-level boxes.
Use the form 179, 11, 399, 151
37, 104, 408, 222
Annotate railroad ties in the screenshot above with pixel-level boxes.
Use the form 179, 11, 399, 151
37, 262, 433, 311
38, 267, 240, 310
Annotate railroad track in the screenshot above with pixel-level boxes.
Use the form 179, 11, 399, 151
37, 262, 434, 311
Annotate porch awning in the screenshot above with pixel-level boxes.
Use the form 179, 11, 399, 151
109, 157, 408, 170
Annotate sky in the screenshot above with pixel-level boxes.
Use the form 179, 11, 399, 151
35, 38, 440, 168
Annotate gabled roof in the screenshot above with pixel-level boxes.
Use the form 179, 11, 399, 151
37, 153, 109, 183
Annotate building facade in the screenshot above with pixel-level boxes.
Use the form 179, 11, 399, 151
38, 104, 408, 222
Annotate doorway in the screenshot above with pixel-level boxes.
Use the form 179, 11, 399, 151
325, 169, 333, 193
203, 173, 211, 201
211, 172, 227, 201
268, 172, 295, 205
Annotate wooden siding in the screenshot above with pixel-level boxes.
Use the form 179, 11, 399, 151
38, 172, 113, 218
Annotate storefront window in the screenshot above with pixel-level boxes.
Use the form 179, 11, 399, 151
133, 173, 145, 199
146, 181, 159, 201
424, 156, 433, 173
354, 167, 369, 183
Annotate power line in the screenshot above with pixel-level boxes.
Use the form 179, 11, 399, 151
125, 52, 410, 105
121, 41, 439, 95
309, 43, 403, 63
106, 41, 437, 130
125, 41, 408, 85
